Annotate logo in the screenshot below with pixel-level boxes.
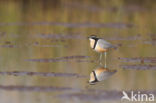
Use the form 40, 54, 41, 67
121, 91, 155, 102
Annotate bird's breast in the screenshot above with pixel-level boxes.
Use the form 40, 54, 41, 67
90, 40, 95, 49
95, 43, 107, 52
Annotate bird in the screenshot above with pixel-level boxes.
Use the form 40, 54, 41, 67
88, 35, 116, 67
89, 66, 117, 85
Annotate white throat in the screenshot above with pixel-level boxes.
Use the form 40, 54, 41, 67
89, 38, 95, 49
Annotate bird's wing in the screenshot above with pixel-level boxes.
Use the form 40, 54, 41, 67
98, 70, 117, 81
98, 39, 115, 49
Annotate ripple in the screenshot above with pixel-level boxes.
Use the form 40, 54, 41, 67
0, 71, 87, 78
121, 64, 156, 70
26, 55, 91, 63
119, 57, 156, 63
0, 22, 134, 28
0, 85, 80, 92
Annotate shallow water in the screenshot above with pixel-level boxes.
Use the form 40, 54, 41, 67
0, 0, 156, 103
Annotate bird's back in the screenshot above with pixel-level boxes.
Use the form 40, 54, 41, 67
98, 69, 117, 81
98, 39, 116, 49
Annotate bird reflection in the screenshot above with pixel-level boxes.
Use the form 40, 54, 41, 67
89, 66, 117, 85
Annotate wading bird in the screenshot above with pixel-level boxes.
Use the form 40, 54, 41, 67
88, 35, 116, 67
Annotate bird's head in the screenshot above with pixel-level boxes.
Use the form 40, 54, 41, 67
89, 71, 98, 85
88, 35, 97, 40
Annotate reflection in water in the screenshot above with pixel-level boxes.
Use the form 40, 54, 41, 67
89, 66, 117, 85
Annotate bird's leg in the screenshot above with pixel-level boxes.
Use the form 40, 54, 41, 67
104, 52, 107, 68
99, 53, 103, 65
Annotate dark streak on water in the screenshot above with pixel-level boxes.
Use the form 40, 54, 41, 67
0, 85, 80, 92
26, 55, 91, 62
0, 44, 67, 48
35, 34, 142, 41
50, 39, 66, 42
63, 2, 104, 12
32, 44, 68, 48
0, 33, 144, 42
76, 60, 95, 63
0, 71, 87, 78
121, 64, 156, 70
115, 43, 138, 48
119, 57, 156, 63
34, 34, 84, 39
0, 45, 17, 48
0, 22, 134, 28
63, 2, 146, 13
143, 41, 156, 45
104, 34, 141, 41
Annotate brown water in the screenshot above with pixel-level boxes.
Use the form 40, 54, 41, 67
0, 0, 156, 103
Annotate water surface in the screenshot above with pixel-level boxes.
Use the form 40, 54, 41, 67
0, 0, 156, 103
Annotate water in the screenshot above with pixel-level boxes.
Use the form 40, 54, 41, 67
0, 0, 156, 103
